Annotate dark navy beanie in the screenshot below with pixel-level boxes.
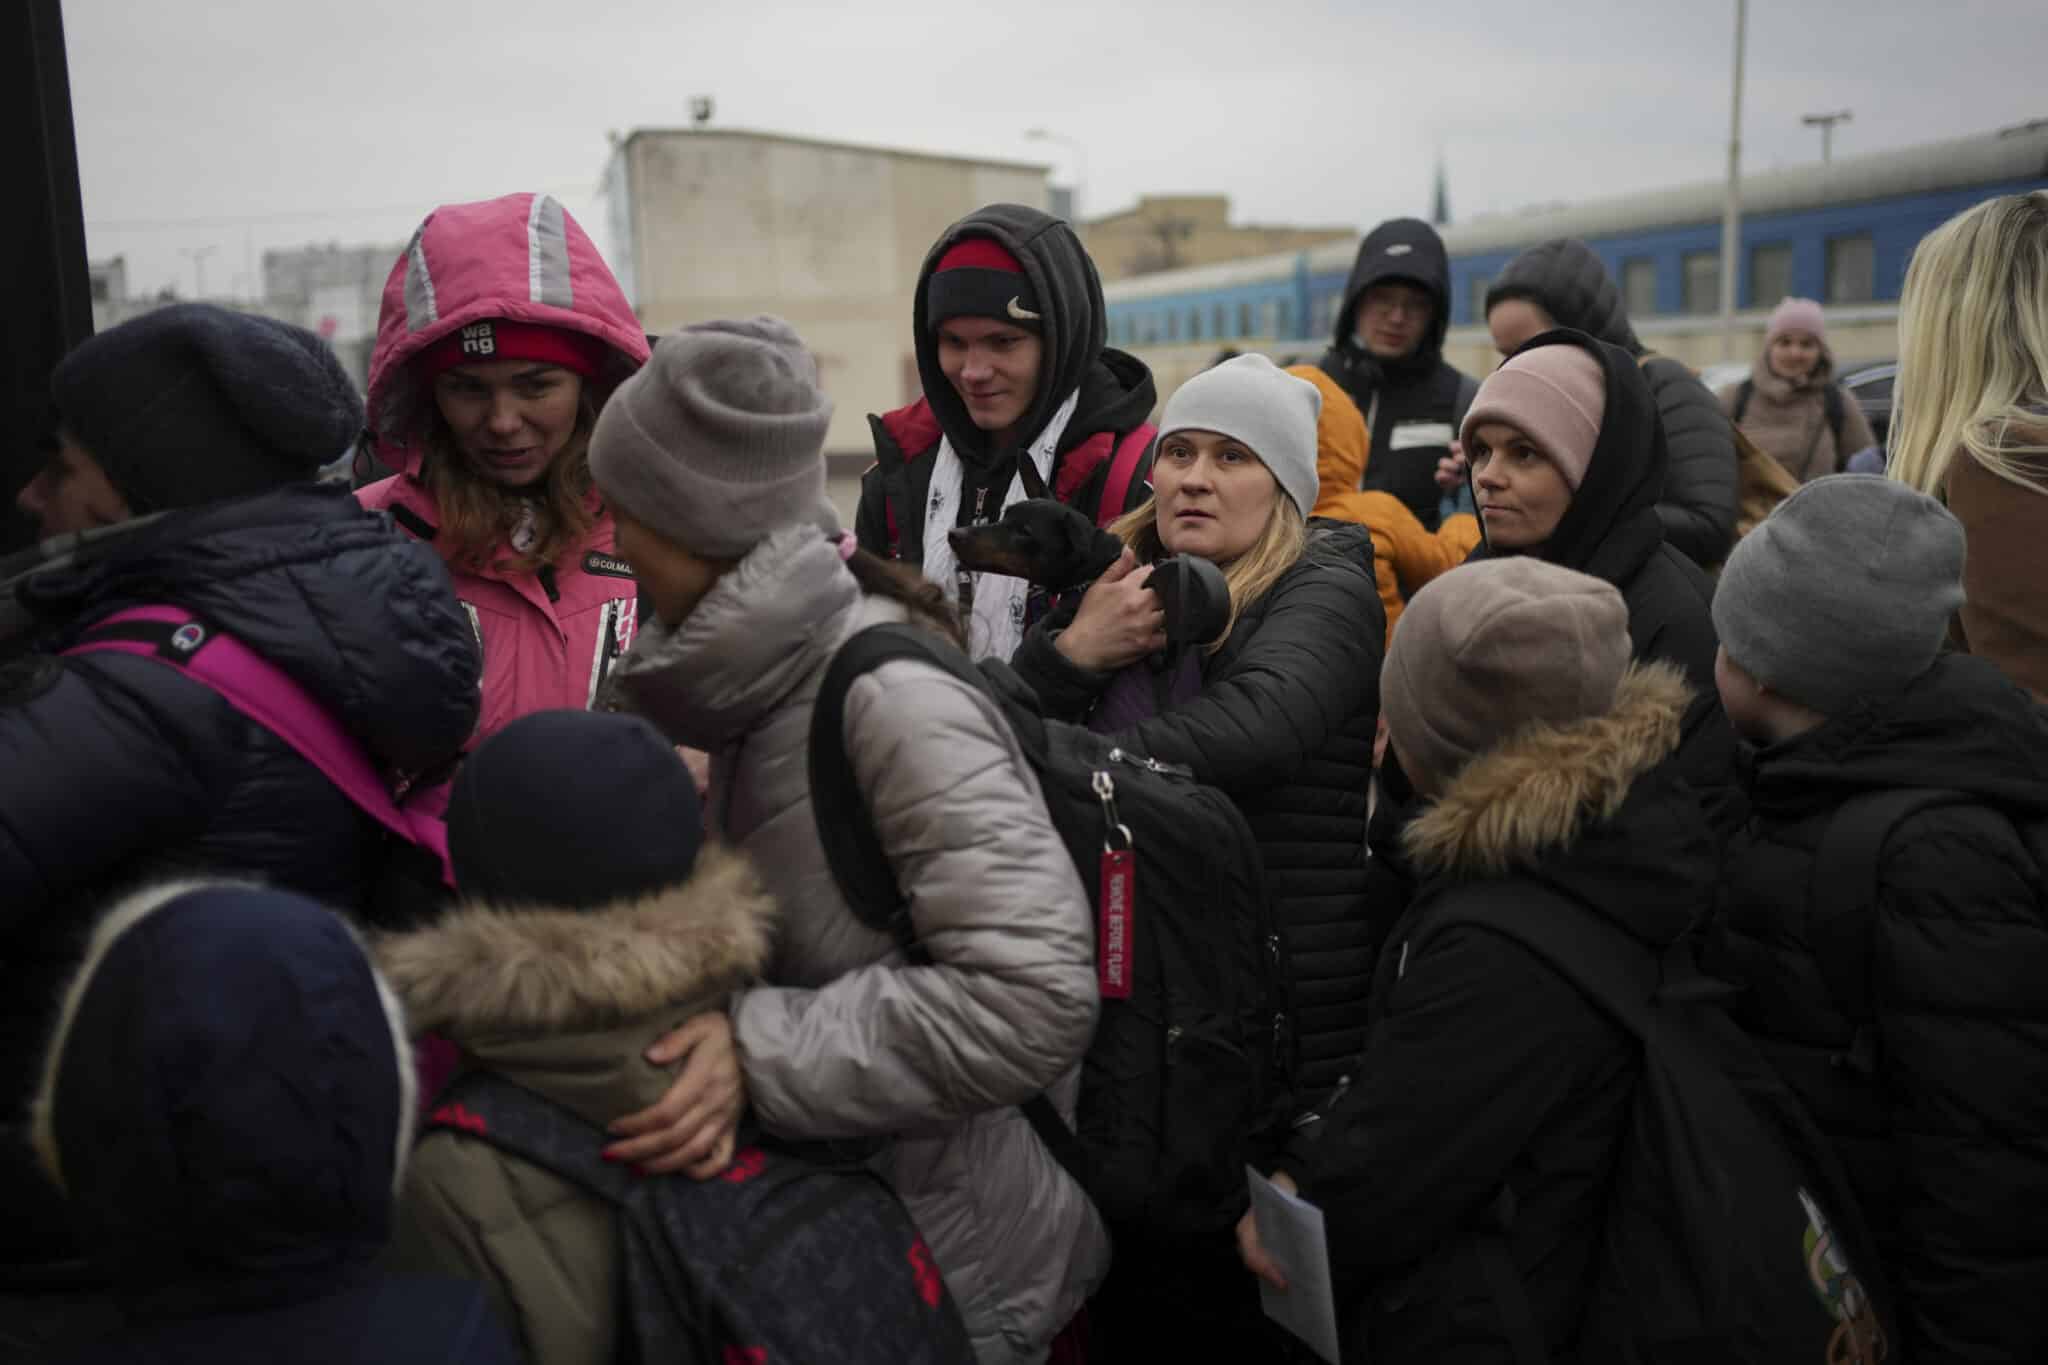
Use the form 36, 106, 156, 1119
447, 709, 705, 909
46, 885, 406, 1299
49, 303, 363, 515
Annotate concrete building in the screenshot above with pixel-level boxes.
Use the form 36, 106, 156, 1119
602, 126, 1051, 518
262, 242, 404, 389
1080, 195, 1353, 284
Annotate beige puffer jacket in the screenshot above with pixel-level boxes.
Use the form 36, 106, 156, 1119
1719, 348, 1877, 484
607, 524, 1108, 1365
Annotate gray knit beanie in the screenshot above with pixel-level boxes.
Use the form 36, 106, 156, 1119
1157, 354, 1321, 520
1382, 558, 1632, 795
1713, 474, 1965, 714
588, 316, 835, 558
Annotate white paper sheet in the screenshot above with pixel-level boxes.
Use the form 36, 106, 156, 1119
1247, 1167, 1343, 1364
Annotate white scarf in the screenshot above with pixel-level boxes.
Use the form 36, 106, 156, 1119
921, 389, 1081, 662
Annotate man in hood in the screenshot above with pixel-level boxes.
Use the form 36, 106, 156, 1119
857, 203, 1158, 661
1317, 218, 1479, 531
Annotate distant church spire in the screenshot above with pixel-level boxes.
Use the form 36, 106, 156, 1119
1431, 151, 1451, 227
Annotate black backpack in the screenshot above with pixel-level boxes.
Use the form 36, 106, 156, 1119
1422, 884, 1895, 1365
807, 622, 1286, 1239
423, 1072, 975, 1365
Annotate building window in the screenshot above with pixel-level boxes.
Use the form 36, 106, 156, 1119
1469, 275, 1493, 326
90, 274, 111, 303
1749, 243, 1793, 308
1826, 234, 1875, 305
1622, 258, 1658, 318
1239, 302, 1255, 337
1681, 251, 1721, 315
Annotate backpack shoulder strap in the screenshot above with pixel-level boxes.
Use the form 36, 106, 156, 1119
1733, 378, 1754, 425
806, 623, 1089, 1188
808, 622, 988, 945
64, 606, 454, 886
1809, 788, 1976, 1025
1425, 880, 1658, 1041
1823, 383, 1846, 446
424, 1072, 636, 1205
1097, 424, 1156, 527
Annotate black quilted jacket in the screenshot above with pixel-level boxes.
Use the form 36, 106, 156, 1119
1486, 239, 1738, 567
1011, 523, 1386, 1100
1708, 653, 2048, 1365
0, 483, 480, 1278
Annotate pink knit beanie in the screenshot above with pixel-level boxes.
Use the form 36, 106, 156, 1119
1459, 343, 1606, 490
1766, 297, 1827, 347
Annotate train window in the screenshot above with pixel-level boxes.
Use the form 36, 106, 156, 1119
1239, 302, 1254, 337
1469, 275, 1493, 325
1213, 304, 1228, 339
1622, 259, 1657, 318
1681, 251, 1720, 315
1749, 244, 1793, 308
1190, 309, 1204, 342
1826, 235, 1875, 304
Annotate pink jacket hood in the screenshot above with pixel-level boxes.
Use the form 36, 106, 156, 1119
366, 193, 649, 474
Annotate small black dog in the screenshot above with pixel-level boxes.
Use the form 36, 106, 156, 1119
948, 499, 1230, 645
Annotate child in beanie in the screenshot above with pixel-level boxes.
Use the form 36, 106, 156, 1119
380, 710, 775, 1365
1707, 474, 2048, 1363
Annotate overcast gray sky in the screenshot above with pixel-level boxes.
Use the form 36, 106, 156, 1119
65, 0, 2047, 300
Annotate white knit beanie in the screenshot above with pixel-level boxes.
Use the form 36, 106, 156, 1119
1157, 354, 1321, 520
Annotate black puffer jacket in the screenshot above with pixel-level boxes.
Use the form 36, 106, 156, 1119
0, 483, 481, 1281
1012, 522, 1385, 1099
1470, 328, 1738, 833
1486, 239, 1737, 567
1291, 664, 1711, 1365
1708, 653, 2048, 1365
1317, 218, 1479, 531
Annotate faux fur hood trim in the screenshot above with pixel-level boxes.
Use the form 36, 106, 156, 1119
375, 844, 776, 1037
32, 878, 416, 1197
1405, 662, 1691, 879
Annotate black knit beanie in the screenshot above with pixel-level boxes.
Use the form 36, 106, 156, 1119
447, 709, 704, 910
49, 303, 363, 515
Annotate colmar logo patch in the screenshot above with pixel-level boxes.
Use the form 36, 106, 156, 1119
583, 551, 637, 580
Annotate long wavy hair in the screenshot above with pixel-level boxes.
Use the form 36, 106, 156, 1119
418, 387, 603, 576
1890, 191, 2048, 500
1110, 487, 1308, 651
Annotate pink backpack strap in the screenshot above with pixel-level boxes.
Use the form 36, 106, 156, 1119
1097, 423, 1156, 528
62, 606, 454, 886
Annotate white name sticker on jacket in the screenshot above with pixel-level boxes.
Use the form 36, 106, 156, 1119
1389, 421, 1455, 451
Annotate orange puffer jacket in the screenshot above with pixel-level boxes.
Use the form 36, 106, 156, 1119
1290, 366, 1480, 633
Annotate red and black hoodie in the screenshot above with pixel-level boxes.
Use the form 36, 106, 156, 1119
856, 203, 1158, 565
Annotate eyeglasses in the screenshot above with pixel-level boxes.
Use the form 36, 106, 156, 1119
1364, 292, 1433, 320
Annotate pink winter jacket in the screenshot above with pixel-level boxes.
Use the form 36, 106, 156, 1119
355, 193, 651, 745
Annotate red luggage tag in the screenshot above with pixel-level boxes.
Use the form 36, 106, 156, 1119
1098, 847, 1135, 1000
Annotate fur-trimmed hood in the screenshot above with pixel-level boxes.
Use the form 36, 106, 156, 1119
376, 844, 776, 1038
1406, 662, 1692, 880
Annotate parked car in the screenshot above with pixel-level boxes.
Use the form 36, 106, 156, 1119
1839, 359, 1897, 453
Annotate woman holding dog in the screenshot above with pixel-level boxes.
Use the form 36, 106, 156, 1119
1011, 354, 1385, 1359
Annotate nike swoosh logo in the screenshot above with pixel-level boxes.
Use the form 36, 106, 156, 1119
1007, 296, 1041, 322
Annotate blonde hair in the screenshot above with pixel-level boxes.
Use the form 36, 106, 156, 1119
419, 389, 602, 575
1890, 191, 2048, 500
1109, 490, 1308, 651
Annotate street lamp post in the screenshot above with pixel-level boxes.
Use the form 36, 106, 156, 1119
1802, 109, 1853, 164
1718, 0, 1747, 361
1025, 128, 1087, 222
